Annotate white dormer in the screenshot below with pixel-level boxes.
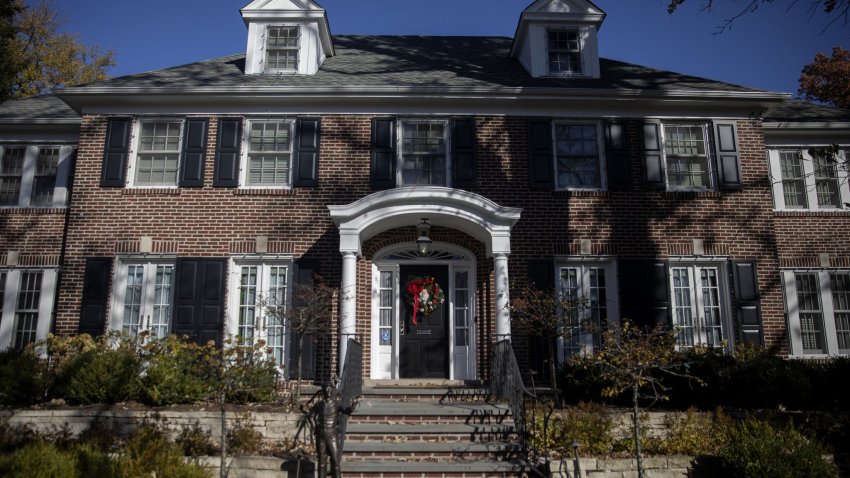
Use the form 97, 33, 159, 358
510, 0, 605, 79
241, 0, 334, 75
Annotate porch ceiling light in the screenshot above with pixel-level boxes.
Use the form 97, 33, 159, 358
416, 218, 432, 256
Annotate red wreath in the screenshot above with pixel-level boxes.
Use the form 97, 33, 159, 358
405, 277, 446, 325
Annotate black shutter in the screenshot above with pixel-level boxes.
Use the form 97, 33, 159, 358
528, 120, 553, 189
293, 118, 320, 187
370, 118, 396, 189
604, 121, 631, 191
290, 259, 321, 380
101, 118, 131, 187
619, 260, 671, 329
731, 261, 763, 346
527, 258, 555, 292
452, 118, 476, 189
179, 118, 208, 188
78, 258, 113, 337
213, 118, 242, 187
173, 259, 227, 347
640, 122, 666, 190
713, 121, 743, 191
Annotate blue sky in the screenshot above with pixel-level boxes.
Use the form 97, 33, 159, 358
38, 0, 849, 95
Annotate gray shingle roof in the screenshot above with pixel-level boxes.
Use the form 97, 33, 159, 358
73, 35, 764, 93
764, 99, 850, 122
0, 94, 79, 123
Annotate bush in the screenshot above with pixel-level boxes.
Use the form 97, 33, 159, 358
0, 349, 48, 406
140, 336, 217, 406
50, 334, 142, 405
117, 423, 210, 478
220, 341, 279, 404
650, 408, 732, 456
0, 441, 78, 478
548, 402, 615, 457
177, 422, 217, 457
226, 417, 264, 456
718, 418, 837, 478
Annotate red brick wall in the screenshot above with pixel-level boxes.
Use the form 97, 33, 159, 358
50, 114, 787, 381
0, 208, 66, 266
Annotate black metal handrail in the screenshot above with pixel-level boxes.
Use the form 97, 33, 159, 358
489, 339, 552, 468
337, 337, 363, 450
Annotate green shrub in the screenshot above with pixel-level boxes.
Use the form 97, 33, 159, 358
117, 423, 210, 478
177, 422, 217, 457
226, 417, 264, 456
220, 341, 279, 404
0, 349, 48, 406
74, 444, 117, 477
549, 402, 615, 457
651, 408, 732, 456
140, 336, 217, 406
0, 441, 78, 478
50, 334, 142, 405
718, 418, 837, 478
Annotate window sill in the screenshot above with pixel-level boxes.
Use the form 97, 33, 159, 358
774, 209, 850, 217
663, 190, 722, 199
0, 206, 66, 215
122, 188, 182, 197
232, 188, 296, 197
553, 189, 608, 198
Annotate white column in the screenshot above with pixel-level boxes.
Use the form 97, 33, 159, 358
494, 253, 511, 340
339, 251, 358, 375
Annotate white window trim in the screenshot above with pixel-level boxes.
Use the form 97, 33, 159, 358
783, 269, 849, 358
0, 268, 57, 351
126, 118, 184, 189
396, 118, 452, 188
667, 258, 734, 350
262, 25, 301, 75
226, 256, 293, 370
240, 118, 296, 190
109, 256, 177, 338
554, 257, 619, 361
768, 147, 850, 212
545, 27, 585, 77
0, 143, 74, 208
660, 123, 716, 192
551, 120, 607, 191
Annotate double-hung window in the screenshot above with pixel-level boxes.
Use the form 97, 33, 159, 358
400, 120, 449, 186
547, 29, 582, 76
229, 260, 291, 368
784, 270, 850, 357
769, 148, 849, 211
554, 122, 604, 189
0, 268, 57, 351
131, 120, 183, 187
663, 124, 713, 190
0, 144, 72, 207
556, 260, 618, 360
265, 26, 299, 73
111, 260, 175, 339
244, 119, 294, 187
669, 263, 728, 348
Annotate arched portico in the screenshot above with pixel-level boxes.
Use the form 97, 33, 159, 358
328, 187, 522, 373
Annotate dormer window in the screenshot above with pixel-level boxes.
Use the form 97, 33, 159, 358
547, 30, 582, 76
265, 26, 300, 72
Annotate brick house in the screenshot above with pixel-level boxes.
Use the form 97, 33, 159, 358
1, 0, 849, 381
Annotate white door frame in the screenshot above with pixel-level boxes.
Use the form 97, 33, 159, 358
370, 243, 477, 380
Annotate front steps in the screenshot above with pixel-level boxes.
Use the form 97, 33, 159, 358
339, 387, 533, 478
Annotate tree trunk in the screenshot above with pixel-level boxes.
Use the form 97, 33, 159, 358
547, 340, 558, 397
219, 388, 227, 478
294, 331, 305, 406
632, 383, 644, 478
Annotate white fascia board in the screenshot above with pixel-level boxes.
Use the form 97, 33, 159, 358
763, 121, 850, 130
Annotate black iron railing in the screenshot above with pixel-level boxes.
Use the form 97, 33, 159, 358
489, 339, 553, 467
337, 337, 363, 450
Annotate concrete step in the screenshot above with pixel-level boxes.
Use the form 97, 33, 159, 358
340, 458, 529, 478
343, 440, 523, 461
345, 423, 517, 443
350, 400, 513, 425
359, 387, 492, 402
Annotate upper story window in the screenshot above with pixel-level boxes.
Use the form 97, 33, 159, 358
0, 144, 72, 207
784, 269, 850, 357
244, 119, 294, 187
134, 121, 182, 186
554, 122, 604, 190
265, 26, 299, 72
663, 124, 712, 190
547, 29, 582, 76
769, 148, 849, 211
401, 120, 448, 186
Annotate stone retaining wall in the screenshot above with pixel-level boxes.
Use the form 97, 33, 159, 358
549, 456, 720, 478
